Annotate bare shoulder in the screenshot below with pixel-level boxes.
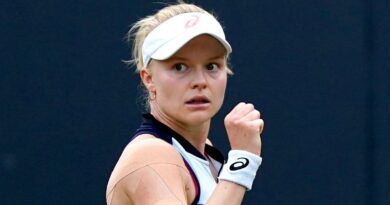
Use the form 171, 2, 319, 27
110, 134, 186, 179
126, 134, 185, 164
107, 134, 193, 204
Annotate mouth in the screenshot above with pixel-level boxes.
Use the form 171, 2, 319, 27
185, 96, 210, 104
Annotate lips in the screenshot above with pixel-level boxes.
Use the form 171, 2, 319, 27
186, 96, 210, 104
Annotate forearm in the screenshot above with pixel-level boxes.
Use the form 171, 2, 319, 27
206, 180, 246, 205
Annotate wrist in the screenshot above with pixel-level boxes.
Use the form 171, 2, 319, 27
218, 150, 262, 190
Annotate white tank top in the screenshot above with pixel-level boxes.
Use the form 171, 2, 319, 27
172, 138, 223, 204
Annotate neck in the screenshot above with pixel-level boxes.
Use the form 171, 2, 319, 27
150, 110, 210, 155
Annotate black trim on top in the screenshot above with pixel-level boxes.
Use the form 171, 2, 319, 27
132, 113, 225, 165
183, 159, 201, 205
205, 145, 225, 164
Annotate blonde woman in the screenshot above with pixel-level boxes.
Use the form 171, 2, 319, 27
106, 1, 264, 204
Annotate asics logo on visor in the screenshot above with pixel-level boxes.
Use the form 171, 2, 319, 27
229, 157, 249, 171
184, 15, 200, 28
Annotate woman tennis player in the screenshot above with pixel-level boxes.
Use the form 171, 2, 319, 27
106, 1, 264, 204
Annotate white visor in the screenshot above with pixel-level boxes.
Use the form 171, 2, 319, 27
142, 12, 232, 66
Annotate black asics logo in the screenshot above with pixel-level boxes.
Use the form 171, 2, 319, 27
229, 157, 249, 171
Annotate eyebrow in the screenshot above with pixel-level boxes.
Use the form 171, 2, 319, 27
208, 54, 226, 61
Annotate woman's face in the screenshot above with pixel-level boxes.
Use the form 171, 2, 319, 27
142, 34, 228, 126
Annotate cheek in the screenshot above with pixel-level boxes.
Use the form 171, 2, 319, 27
219, 74, 228, 91
155, 76, 183, 100
214, 76, 228, 100
156, 83, 172, 99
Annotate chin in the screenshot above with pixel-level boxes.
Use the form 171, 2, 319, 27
182, 111, 213, 124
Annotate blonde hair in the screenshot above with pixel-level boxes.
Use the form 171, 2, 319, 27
125, 0, 232, 74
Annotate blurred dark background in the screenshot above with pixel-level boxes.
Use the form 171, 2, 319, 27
1, 0, 389, 204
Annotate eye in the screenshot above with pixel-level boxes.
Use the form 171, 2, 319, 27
206, 63, 220, 72
173, 63, 188, 72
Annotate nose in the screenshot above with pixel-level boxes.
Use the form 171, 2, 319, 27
191, 68, 207, 90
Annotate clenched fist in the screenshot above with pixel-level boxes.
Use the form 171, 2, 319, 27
224, 102, 264, 156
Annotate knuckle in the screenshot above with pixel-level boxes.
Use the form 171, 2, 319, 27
236, 102, 245, 109
246, 103, 254, 110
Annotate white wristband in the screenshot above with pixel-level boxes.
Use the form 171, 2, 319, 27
218, 150, 262, 190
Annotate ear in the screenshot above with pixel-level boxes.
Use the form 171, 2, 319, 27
140, 68, 155, 93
